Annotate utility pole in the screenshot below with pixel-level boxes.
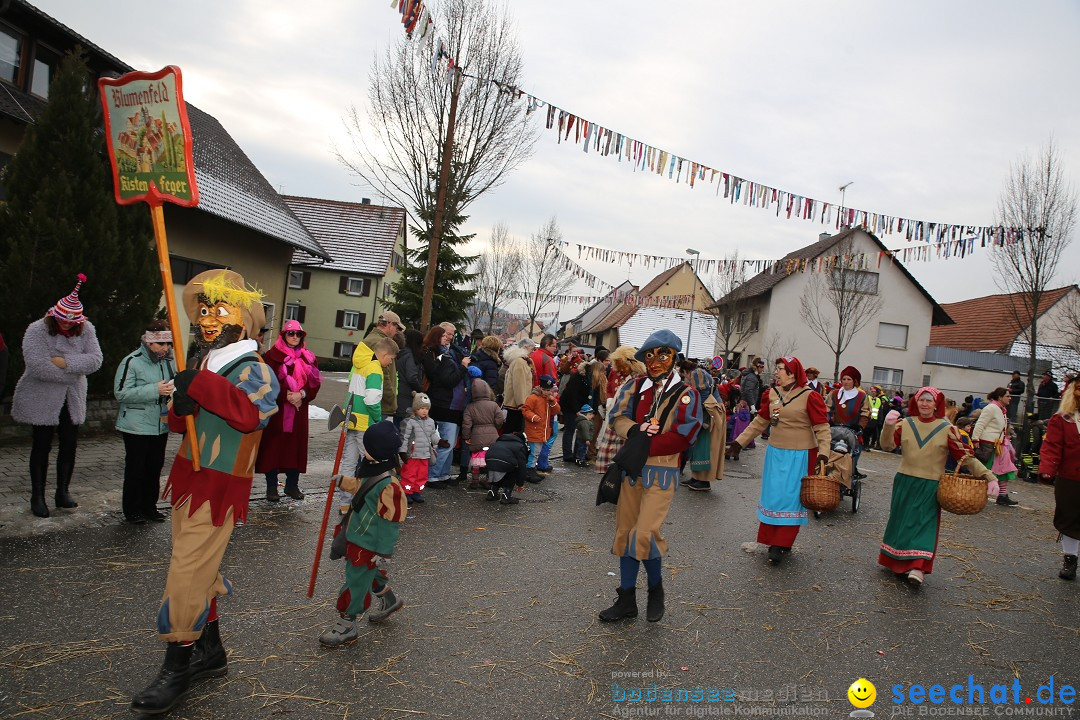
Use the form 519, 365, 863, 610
838, 181, 853, 227
420, 66, 463, 331
686, 248, 701, 358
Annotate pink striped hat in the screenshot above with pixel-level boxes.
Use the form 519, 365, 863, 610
48, 273, 87, 324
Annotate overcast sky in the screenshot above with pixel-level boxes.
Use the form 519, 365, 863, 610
34, 0, 1080, 317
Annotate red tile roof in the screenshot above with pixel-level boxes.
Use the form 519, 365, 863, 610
930, 286, 1076, 352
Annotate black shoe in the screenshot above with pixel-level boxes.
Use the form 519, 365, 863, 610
686, 480, 711, 492
486, 485, 499, 501
646, 581, 665, 622
124, 515, 147, 525
189, 620, 228, 681
265, 488, 280, 502
996, 495, 1019, 506
598, 586, 638, 622
131, 642, 194, 715
446, 476, 461, 488
536, 465, 553, 474
411, 492, 425, 504
767, 546, 790, 564
284, 486, 304, 500
1060, 554, 1078, 581
525, 469, 543, 484
145, 509, 168, 522
30, 494, 50, 518
499, 489, 519, 505
563, 457, 577, 464
852, 471, 867, 480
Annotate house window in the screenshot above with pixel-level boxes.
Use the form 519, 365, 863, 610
750, 308, 760, 332
285, 304, 306, 323
831, 269, 879, 294
339, 276, 371, 296
872, 366, 903, 387
737, 312, 748, 332
29, 45, 57, 98
0, 26, 20, 85
876, 322, 909, 350
383, 283, 391, 299
336, 310, 366, 330
262, 302, 275, 335
288, 270, 310, 289
333, 341, 356, 358
170, 255, 227, 284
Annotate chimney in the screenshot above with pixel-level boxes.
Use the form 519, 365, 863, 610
819, 232, 831, 242
361, 198, 371, 205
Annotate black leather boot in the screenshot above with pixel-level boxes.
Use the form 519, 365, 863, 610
30, 462, 49, 518
598, 587, 638, 622
188, 620, 228, 681
646, 581, 665, 623
54, 459, 78, 509
131, 642, 194, 715
1060, 554, 1078, 581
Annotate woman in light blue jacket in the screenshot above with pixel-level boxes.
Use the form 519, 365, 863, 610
114, 320, 176, 524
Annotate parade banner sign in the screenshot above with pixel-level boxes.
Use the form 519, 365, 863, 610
98, 66, 198, 207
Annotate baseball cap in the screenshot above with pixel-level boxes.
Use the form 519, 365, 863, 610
539, 374, 556, 390
378, 310, 406, 332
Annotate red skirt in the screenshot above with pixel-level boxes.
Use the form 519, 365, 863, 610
757, 523, 800, 548
401, 458, 429, 493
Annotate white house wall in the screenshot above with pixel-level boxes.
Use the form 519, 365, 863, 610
741, 231, 936, 385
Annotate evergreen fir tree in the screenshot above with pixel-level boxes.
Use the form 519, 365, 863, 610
385, 201, 477, 329
0, 50, 158, 396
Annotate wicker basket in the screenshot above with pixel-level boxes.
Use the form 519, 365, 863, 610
937, 470, 986, 515
801, 474, 841, 512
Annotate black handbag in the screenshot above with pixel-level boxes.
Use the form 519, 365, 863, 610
973, 441, 995, 465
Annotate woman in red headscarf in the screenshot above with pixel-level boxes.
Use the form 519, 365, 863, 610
879, 387, 995, 586
727, 356, 831, 565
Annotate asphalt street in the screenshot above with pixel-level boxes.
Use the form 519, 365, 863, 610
0, 424, 1076, 720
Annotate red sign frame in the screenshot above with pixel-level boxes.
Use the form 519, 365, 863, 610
98, 65, 198, 207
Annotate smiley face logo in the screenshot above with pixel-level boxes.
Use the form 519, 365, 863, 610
847, 678, 877, 709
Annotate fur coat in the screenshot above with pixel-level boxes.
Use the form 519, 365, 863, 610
12, 319, 103, 426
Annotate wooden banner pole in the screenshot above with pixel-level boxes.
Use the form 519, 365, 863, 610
149, 199, 200, 470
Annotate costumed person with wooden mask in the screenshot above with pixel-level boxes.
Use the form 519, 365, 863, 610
131, 270, 280, 716
683, 367, 726, 492
727, 357, 831, 565
599, 330, 702, 624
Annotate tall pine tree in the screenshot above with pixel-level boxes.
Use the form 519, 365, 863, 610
386, 200, 477, 330
0, 50, 158, 396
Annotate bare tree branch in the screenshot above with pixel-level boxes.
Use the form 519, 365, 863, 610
336, 0, 538, 234
799, 237, 885, 379
758, 331, 798, 368
520, 217, 574, 332
707, 250, 756, 362
992, 137, 1078, 416
470, 222, 524, 333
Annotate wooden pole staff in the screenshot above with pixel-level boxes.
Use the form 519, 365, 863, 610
307, 393, 354, 597
149, 199, 200, 470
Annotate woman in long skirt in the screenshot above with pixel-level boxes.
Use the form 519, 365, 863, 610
727, 357, 831, 565
879, 387, 996, 586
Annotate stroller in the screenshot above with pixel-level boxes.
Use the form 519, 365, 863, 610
812, 426, 863, 517
1017, 413, 1044, 482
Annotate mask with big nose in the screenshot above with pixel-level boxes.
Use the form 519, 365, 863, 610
644, 346, 676, 381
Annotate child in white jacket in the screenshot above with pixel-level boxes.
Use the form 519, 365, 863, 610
398, 393, 440, 504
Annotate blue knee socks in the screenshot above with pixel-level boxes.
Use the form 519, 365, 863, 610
620, 556, 662, 589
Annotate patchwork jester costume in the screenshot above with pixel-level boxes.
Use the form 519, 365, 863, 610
131, 270, 279, 716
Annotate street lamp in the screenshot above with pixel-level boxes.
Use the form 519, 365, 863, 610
686, 248, 701, 359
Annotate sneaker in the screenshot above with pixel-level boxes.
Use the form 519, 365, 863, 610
906, 569, 924, 586
367, 587, 404, 623
499, 490, 520, 505
318, 616, 359, 647
996, 495, 1019, 507
486, 487, 498, 501
686, 480, 711, 492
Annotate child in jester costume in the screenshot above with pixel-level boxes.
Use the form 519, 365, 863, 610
131, 270, 280, 715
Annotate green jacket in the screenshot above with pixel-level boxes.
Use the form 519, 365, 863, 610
113, 345, 176, 436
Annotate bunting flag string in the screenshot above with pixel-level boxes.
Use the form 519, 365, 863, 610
386, 6, 1031, 260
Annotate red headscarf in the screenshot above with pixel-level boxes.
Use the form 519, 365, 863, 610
776, 356, 808, 387
907, 386, 946, 419
840, 365, 862, 386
